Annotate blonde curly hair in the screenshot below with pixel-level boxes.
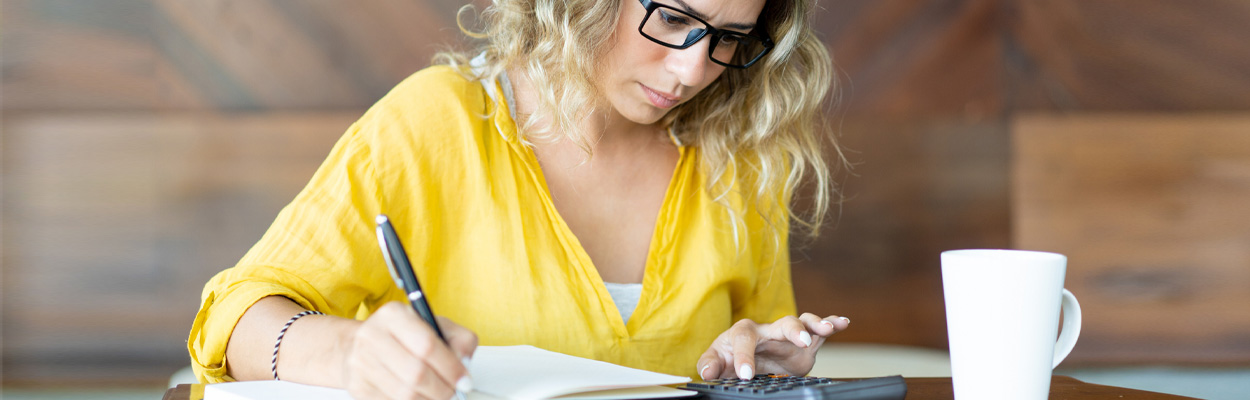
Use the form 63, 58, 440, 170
436, 0, 842, 241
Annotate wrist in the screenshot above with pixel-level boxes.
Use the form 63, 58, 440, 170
332, 318, 364, 388
273, 311, 325, 380
273, 313, 361, 387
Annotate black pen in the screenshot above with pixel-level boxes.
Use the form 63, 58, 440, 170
376, 214, 446, 339
375, 214, 467, 399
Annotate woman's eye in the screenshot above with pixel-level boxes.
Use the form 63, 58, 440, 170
719, 35, 741, 46
660, 10, 689, 26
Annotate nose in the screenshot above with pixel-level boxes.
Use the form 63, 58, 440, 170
665, 35, 718, 87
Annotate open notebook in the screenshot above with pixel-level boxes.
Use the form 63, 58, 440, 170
205, 345, 697, 400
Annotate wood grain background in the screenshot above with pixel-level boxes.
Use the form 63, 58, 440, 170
1013, 114, 1250, 364
4, 0, 1250, 385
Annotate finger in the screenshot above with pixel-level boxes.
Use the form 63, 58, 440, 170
437, 316, 479, 362
350, 373, 413, 400
405, 364, 455, 400
361, 316, 455, 400
820, 315, 851, 334
345, 343, 390, 400
380, 303, 471, 394
718, 349, 737, 379
799, 313, 833, 337
377, 364, 441, 400
695, 347, 724, 380
731, 320, 760, 380
763, 316, 813, 348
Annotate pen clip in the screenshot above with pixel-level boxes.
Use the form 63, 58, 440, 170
376, 215, 408, 293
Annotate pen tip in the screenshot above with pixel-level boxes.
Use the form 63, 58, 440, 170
376, 214, 389, 225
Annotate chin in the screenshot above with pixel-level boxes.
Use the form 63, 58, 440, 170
623, 102, 669, 125
607, 92, 669, 125
638, 110, 667, 124
629, 112, 666, 126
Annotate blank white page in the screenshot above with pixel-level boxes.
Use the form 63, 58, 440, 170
204, 380, 351, 400
468, 345, 692, 400
204, 345, 694, 400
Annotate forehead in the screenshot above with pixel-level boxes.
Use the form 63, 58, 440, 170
667, 0, 767, 28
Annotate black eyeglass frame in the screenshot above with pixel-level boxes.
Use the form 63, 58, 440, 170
637, 0, 774, 69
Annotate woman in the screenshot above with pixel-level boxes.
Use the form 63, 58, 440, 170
188, 0, 846, 398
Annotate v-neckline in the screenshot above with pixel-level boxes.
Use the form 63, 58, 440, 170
482, 72, 689, 337
518, 137, 688, 338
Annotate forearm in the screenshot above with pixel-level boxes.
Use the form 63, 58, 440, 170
225, 295, 361, 386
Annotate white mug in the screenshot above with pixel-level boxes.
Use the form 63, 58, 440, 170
941, 249, 1081, 400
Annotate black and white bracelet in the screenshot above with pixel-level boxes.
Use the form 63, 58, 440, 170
272, 310, 326, 380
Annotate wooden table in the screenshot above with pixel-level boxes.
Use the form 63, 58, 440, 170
163, 376, 1199, 399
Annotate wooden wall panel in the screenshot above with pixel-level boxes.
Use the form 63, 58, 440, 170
1013, 114, 1250, 364
1, 0, 473, 111
1, 113, 358, 383
795, 0, 1010, 349
793, 119, 1010, 349
1006, 0, 1250, 111
819, 0, 1004, 118
11, 0, 1250, 113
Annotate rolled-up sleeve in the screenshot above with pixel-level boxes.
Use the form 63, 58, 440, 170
187, 120, 390, 383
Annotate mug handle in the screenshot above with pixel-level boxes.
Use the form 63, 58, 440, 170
1051, 288, 1082, 368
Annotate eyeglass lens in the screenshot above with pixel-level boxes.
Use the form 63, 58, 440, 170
641, 6, 766, 67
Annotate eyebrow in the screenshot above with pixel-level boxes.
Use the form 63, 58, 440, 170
670, 0, 757, 31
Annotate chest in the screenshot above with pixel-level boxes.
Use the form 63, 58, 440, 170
531, 144, 680, 284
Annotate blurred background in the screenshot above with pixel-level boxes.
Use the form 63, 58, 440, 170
3, 0, 1249, 398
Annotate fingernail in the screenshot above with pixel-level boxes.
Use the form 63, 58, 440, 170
456, 376, 473, 393
738, 364, 753, 380
821, 320, 834, 328
462, 356, 472, 368
839, 317, 850, 324
699, 364, 711, 380
799, 331, 812, 347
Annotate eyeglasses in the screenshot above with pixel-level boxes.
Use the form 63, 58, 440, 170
637, 0, 774, 69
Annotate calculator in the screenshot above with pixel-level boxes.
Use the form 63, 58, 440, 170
679, 374, 907, 400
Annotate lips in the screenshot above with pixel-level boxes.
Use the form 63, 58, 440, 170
640, 84, 680, 109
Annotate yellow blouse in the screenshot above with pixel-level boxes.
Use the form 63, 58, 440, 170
188, 65, 795, 383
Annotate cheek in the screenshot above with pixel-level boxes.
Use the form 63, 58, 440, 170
685, 67, 727, 98
622, 31, 667, 65
603, 34, 668, 90
701, 68, 728, 88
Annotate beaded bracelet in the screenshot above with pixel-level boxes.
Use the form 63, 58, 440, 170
272, 310, 325, 380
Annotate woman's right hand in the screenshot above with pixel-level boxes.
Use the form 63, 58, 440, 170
344, 301, 479, 400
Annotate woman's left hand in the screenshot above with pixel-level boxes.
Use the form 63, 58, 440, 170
695, 313, 850, 380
